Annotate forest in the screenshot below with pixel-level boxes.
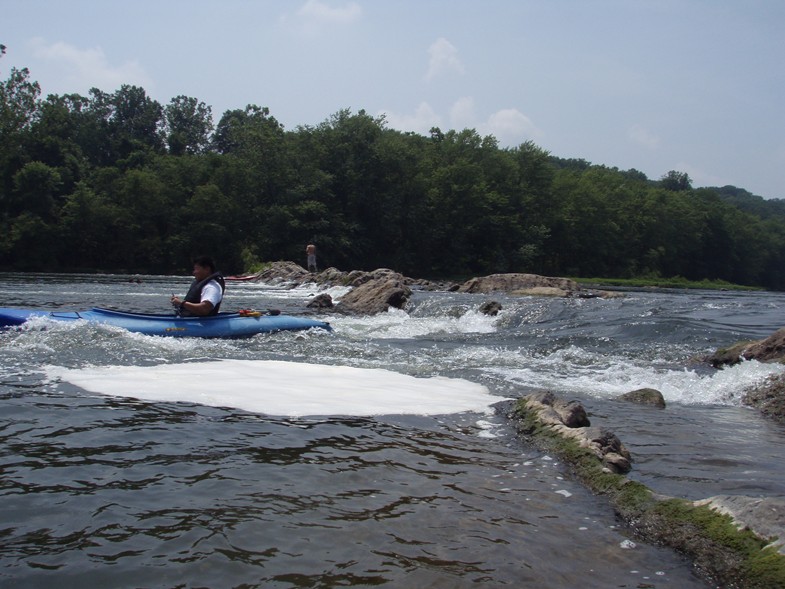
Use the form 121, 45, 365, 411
2, 53, 785, 289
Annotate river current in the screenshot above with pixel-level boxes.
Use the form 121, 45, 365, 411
1, 273, 784, 588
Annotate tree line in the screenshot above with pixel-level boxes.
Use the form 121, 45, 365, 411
2, 52, 784, 289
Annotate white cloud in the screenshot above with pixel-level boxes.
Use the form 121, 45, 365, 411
425, 37, 465, 81
29, 37, 152, 93
449, 97, 540, 146
296, 0, 362, 24
628, 124, 660, 149
449, 96, 475, 129
384, 98, 540, 147
482, 108, 541, 146
380, 102, 442, 134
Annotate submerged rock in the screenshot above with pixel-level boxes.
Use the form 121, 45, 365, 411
618, 388, 666, 408
479, 301, 502, 316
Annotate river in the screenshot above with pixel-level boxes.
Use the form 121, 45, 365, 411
1, 273, 784, 588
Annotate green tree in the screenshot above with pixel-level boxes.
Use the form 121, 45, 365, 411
164, 95, 213, 155
660, 170, 692, 191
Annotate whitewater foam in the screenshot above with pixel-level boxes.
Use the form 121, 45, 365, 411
44, 359, 506, 417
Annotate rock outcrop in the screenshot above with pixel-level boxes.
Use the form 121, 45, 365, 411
247, 263, 621, 315
707, 327, 785, 367
458, 273, 579, 295
456, 273, 622, 298
518, 391, 631, 474
335, 270, 411, 315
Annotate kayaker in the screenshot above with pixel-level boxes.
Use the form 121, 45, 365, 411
170, 256, 225, 316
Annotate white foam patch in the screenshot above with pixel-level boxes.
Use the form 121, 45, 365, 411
44, 360, 503, 417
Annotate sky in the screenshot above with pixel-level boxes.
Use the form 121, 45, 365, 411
2, 0, 784, 199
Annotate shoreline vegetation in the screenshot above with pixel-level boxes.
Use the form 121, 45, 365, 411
572, 276, 766, 291
2, 61, 785, 289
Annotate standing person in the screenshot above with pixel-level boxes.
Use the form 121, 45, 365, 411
306, 243, 318, 273
170, 256, 225, 316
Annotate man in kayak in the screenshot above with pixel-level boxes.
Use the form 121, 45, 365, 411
170, 256, 225, 316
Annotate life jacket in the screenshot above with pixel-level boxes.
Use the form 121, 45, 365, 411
182, 271, 225, 316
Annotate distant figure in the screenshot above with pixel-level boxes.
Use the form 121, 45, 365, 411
170, 255, 225, 316
306, 244, 318, 273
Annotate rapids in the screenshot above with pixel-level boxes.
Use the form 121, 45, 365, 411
1, 272, 784, 588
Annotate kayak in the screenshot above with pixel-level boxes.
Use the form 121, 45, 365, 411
0, 307, 332, 338
224, 274, 259, 282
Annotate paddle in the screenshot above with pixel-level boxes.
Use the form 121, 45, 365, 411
238, 309, 281, 317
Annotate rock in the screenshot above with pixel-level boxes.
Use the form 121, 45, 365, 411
479, 301, 502, 316
707, 327, 785, 367
603, 452, 632, 474
255, 261, 312, 286
517, 392, 630, 473
511, 286, 571, 297
618, 388, 666, 408
336, 273, 412, 315
695, 495, 785, 555
740, 327, 785, 363
706, 341, 752, 368
306, 293, 333, 309
458, 273, 579, 295
553, 399, 591, 427
742, 373, 785, 423
248, 262, 623, 316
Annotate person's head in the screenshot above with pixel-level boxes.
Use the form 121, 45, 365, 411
192, 255, 216, 280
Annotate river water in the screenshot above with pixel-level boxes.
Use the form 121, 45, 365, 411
1, 273, 784, 588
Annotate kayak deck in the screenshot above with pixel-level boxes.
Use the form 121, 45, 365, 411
0, 307, 332, 338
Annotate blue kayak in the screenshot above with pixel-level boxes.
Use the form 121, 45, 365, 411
0, 307, 332, 338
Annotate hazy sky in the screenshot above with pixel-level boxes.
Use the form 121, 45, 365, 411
3, 0, 784, 199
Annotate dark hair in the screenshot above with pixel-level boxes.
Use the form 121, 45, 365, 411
192, 255, 216, 272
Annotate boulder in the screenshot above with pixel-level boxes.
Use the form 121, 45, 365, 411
255, 261, 312, 286
336, 273, 412, 315
618, 388, 666, 408
306, 293, 334, 309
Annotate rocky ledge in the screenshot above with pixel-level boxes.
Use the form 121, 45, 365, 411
507, 391, 785, 588
242, 261, 621, 316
